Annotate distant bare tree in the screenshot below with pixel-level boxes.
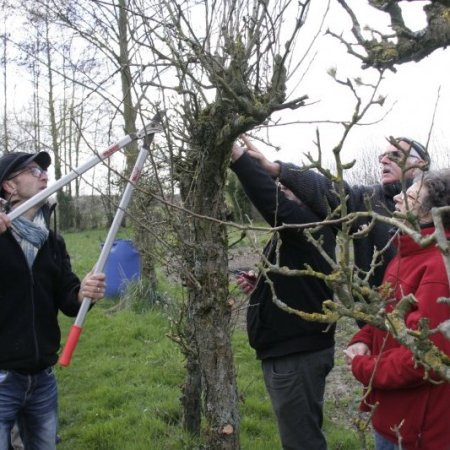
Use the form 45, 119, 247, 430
1, 8, 9, 153
344, 143, 380, 185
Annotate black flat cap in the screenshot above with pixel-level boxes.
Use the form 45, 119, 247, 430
0, 151, 51, 186
0, 152, 51, 198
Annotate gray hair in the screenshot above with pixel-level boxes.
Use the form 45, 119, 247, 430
416, 169, 450, 229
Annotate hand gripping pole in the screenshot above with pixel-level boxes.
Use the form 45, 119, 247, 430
7, 121, 160, 222
58, 139, 155, 367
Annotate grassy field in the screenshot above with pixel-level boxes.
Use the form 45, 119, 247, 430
54, 228, 373, 449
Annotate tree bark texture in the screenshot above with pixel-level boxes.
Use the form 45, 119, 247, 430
178, 134, 240, 449
180, 340, 202, 435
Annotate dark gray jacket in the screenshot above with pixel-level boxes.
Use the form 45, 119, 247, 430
278, 163, 406, 288
231, 153, 335, 360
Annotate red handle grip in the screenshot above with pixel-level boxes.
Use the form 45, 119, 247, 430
59, 325, 83, 367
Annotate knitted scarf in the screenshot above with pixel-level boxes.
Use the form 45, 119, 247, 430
11, 210, 49, 268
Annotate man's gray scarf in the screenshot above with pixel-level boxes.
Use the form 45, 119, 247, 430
11, 210, 49, 268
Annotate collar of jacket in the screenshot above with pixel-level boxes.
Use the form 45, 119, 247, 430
395, 226, 450, 256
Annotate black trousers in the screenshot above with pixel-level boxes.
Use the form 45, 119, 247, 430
262, 346, 334, 450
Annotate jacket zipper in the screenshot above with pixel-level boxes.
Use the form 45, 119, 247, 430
29, 267, 40, 366
8, 231, 41, 366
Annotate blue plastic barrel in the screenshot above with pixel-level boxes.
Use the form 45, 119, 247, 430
103, 239, 141, 297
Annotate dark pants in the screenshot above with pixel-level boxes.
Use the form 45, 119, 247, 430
262, 347, 334, 450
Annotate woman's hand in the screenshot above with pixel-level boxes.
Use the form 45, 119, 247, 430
343, 342, 371, 367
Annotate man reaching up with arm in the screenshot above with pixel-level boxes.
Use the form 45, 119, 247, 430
230, 142, 336, 450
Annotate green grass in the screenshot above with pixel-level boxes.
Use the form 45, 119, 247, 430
57, 309, 193, 450
55, 227, 371, 449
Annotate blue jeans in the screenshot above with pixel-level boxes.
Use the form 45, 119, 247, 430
262, 347, 334, 450
375, 432, 400, 450
0, 369, 57, 450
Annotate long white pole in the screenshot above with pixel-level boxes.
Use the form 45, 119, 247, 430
59, 142, 152, 367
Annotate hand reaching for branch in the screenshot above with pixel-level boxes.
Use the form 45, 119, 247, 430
231, 143, 245, 162
240, 135, 281, 177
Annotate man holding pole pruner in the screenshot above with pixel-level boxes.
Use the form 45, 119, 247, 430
0, 151, 106, 449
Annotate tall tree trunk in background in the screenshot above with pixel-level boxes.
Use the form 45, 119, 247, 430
31, 38, 41, 154
44, 16, 73, 229
72, 104, 83, 229
45, 17, 59, 179
2, 20, 8, 153
118, 0, 137, 168
117, 0, 158, 290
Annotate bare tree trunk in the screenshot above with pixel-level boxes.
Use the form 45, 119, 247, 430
190, 231, 239, 449
45, 17, 59, 179
32, 42, 41, 154
2, 22, 8, 153
117, 0, 137, 168
180, 327, 202, 435
72, 104, 83, 229
116, 0, 158, 283
44, 15, 75, 229
179, 136, 240, 449
181, 225, 240, 449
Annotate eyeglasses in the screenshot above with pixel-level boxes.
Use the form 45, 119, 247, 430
7, 166, 47, 180
378, 150, 420, 163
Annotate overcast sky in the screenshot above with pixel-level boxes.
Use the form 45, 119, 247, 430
261, 1, 450, 171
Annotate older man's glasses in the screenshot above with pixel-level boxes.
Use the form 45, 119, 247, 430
8, 166, 47, 180
378, 150, 419, 163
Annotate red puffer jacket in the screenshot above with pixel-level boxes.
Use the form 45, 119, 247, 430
349, 227, 450, 450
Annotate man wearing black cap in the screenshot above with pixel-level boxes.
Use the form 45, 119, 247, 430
0, 151, 106, 449
238, 136, 430, 319
0, 152, 52, 216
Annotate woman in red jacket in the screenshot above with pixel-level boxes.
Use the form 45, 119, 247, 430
345, 169, 450, 450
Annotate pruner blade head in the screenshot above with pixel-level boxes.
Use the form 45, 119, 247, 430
136, 111, 164, 140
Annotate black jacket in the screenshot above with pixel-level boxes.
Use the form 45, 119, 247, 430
231, 153, 335, 360
0, 213, 81, 372
278, 163, 407, 288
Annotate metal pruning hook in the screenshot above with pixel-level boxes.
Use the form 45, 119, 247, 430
7, 115, 162, 221
59, 114, 162, 367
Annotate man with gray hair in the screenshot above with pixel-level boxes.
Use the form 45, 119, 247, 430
240, 136, 430, 295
